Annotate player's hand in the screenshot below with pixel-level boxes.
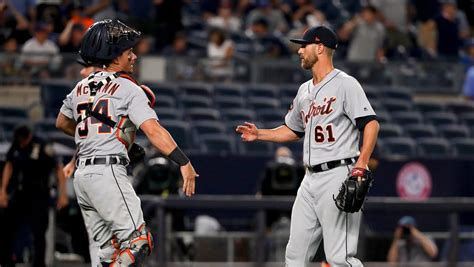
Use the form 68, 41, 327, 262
0, 191, 9, 208
235, 122, 258, 142
63, 160, 75, 177
180, 162, 197, 197
353, 160, 369, 171
56, 193, 69, 210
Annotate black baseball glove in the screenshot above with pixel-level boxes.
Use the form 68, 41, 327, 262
128, 143, 146, 164
334, 168, 374, 213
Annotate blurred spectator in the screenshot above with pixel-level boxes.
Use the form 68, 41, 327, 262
0, 37, 20, 77
0, 125, 68, 267
205, 28, 235, 80
162, 32, 193, 56
408, 0, 439, 58
371, 0, 413, 58
343, 5, 386, 63
0, 0, 31, 45
35, 1, 63, 34
434, 0, 469, 58
463, 38, 474, 100
235, 0, 257, 19
58, 22, 85, 53
290, 0, 329, 29
64, 3, 94, 31
409, 0, 440, 23
207, 2, 241, 33
461, 38, 474, 68
463, 65, 474, 100
8, 0, 35, 19
116, 0, 154, 34
20, 21, 61, 78
83, 0, 116, 21
199, 0, 221, 20
161, 31, 198, 79
457, 0, 474, 28
245, 0, 289, 35
387, 216, 438, 262
246, 18, 289, 57
154, 0, 184, 52
135, 35, 153, 57
416, 19, 438, 58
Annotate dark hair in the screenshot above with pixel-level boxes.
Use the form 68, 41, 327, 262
363, 5, 377, 13
253, 17, 269, 28
209, 28, 225, 45
13, 125, 32, 145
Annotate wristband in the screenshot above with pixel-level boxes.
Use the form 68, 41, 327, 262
168, 147, 190, 166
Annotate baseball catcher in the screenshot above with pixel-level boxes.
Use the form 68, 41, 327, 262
334, 168, 374, 213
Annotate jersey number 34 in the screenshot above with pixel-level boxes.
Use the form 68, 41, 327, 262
76, 99, 112, 138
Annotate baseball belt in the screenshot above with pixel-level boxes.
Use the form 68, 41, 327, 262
76, 156, 128, 167
307, 157, 357, 173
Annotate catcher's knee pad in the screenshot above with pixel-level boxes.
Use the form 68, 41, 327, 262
100, 224, 153, 267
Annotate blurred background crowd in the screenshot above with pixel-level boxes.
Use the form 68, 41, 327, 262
0, 0, 473, 80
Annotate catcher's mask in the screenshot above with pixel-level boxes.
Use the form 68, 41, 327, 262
79, 19, 141, 67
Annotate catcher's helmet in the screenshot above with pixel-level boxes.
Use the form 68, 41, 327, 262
79, 19, 141, 67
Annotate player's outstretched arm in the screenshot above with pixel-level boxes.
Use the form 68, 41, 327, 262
236, 122, 300, 143
56, 112, 77, 137
140, 119, 197, 196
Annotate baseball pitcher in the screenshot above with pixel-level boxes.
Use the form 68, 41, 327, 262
236, 26, 379, 266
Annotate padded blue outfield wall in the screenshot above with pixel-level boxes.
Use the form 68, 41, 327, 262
190, 155, 474, 231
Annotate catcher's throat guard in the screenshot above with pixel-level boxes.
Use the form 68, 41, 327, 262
333, 168, 374, 213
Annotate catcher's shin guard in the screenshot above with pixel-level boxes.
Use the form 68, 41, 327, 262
100, 224, 153, 267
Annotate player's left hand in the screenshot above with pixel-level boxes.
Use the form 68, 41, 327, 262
57, 193, 69, 210
63, 160, 75, 177
180, 162, 197, 197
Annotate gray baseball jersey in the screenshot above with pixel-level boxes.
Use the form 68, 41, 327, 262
285, 69, 375, 166
59, 71, 157, 259
284, 69, 375, 267
60, 71, 157, 159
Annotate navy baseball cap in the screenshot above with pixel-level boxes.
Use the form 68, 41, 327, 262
398, 216, 416, 226
290, 26, 338, 49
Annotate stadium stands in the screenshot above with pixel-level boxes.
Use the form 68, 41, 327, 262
23, 81, 474, 158
417, 137, 452, 158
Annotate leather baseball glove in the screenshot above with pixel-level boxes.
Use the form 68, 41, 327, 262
334, 168, 374, 213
